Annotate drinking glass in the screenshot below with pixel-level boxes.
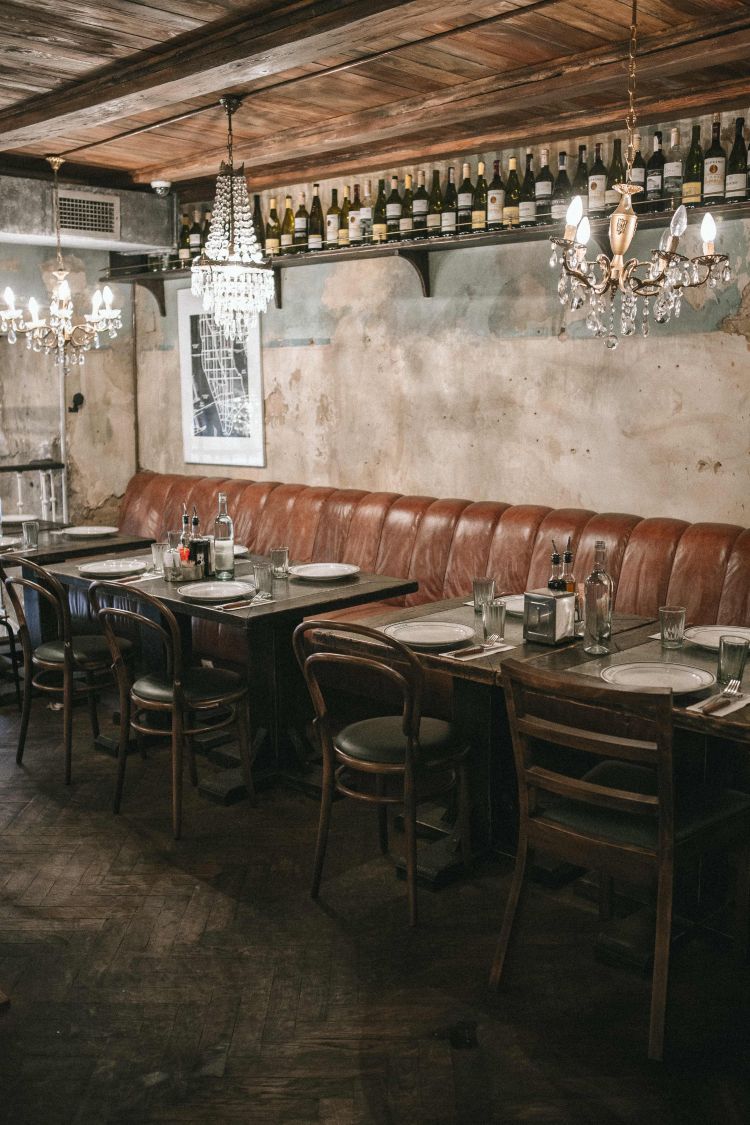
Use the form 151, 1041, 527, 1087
22, 520, 39, 550
717, 636, 749, 686
482, 598, 506, 643
150, 541, 166, 574
473, 576, 495, 614
253, 561, 273, 595
659, 605, 686, 649
270, 546, 289, 578
163, 531, 182, 582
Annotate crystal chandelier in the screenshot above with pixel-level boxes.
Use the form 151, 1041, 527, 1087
550, 0, 731, 348
0, 156, 122, 366
191, 95, 274, 341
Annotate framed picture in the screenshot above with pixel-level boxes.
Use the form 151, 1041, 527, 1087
177, 288, 266, 466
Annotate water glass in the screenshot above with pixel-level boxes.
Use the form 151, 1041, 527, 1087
659, 605, 686, 649
22, 520, 39, 550
482, 598, 506, 643
473, 576, 495, 614
253, 561, 273, 595
717, 635, 749, 686
150, 541, 166, 575
270, 545, 289, 578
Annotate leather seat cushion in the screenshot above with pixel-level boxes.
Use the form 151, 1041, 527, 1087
539, 760, 750, 850
133, 666, 244, 705
36, 634, 132, 665
334, 715, 465, 765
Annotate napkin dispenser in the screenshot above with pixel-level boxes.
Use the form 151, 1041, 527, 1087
523, 589, 576, 645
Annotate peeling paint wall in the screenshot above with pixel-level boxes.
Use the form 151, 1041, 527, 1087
135, 214, 750, 526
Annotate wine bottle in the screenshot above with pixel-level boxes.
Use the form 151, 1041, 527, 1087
605, 138, 625, 207
359, 180, 373, 244
308, 184, 324, 250
280, 194, 295, 254
189, 209, 203, 255
487, 159, 505, 230
726, 116, 747, 202
588, 143, 607, 217
348, 183, 363, 244
583, 540, 613, 655
629, 132, 646, 210
264, 197, 280, 256
426, 169, 443, 237
645, 131, 665, 211
663, 128, 683, 210
412, 171, 429, 238
703, 116, 726, 204
441, 167, 457, 235
471, 160, 488, 231
519, 149, 536, 227
372, 179, 387, 243
535, 148, 553, 221
252, 195, 264, 250
293, 192, 309, 252
338, 186, 350, 246
550, 152, 571, 221
177, 213, 191, 267
400, 173, 414, 238
386, 175, 402, 241
503, 157, 521, 228
571, 145, 588, 214
457, 162, 474, 234
682, 125, 703, 207
202, 208, 213, 247
325, 188, 340, 248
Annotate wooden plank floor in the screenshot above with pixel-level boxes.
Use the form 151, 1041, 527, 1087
1, 698, 750, 1124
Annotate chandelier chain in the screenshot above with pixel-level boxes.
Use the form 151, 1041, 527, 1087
46, 155, 65, 270
624, 0, 638, 180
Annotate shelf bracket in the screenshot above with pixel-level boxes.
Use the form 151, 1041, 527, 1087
396, 248, 431, 297
273, 269, 283, 310
136, 277, 166, 317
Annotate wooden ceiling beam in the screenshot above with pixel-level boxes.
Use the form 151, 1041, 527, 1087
133, 13, 750, 183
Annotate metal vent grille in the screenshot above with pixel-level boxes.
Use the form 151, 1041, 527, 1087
58, 191, 120, 239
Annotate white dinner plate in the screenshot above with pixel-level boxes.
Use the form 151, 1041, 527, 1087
234, 544, 249, 557
1, 513, 36, 524
504, 595, 526, 616
177, 580, 254, 603
288, 563, 360, 581
78, 558, 148, 579
0, 536, 21, 550
684, 625, 750, 653
65, 525, 119, 538
600, 662, 715, 694
382, 620, 475, 650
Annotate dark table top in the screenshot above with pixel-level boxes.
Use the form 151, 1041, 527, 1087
1, 529, 153, 566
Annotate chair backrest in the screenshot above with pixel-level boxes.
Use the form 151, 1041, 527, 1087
501, 658, 674, 848
0, 553, 71, 655
88, 580, 183, 686
292, 619, 426, 746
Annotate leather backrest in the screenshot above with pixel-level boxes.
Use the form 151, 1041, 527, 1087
527, 508, 596, 590
342, 492, 401, 571
404, 497, 472, 607
486, 505, 551, 594
442, 501, 509, 598
615, 518, 689, 616
575, 513, 642, 602
252, 483, 307, 555
312, 489, 369, 562
718, 530, 750, 625
285, 486, 337, 562
224, 480, 280, 547
665, 523, 744, 625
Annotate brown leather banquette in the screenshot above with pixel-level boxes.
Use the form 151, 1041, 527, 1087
116, 471, 750, 665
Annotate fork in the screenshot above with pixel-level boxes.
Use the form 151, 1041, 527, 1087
700, 678, 742, 714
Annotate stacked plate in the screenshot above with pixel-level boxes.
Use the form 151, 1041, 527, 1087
684, 626, 750, 651
289, 563, 360, 581
382, 621, 475, 650
600, 663, 715, 694
66, 525, 119, 539
78, 558, 147, 579
177, 580, 254, 602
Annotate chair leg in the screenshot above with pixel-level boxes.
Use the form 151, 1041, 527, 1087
113, 690, 131, 815
489, 835, 531, 990
376, 775, 388, 854
311, 754, 335, 900
185, 726, 198, 789
457, 760, 472, 872
733, 844, 750, 963
403, 770, 418, 928
63, 668, 74, 786
86, 673, 100, 741
648, 861, 674, 1062
235, 698, 256, 807
7, 631, 21, 710
16, 660, 33, 765
171, 709, 184, 841
599, 874, 614, 921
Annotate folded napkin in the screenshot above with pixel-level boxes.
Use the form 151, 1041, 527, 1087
686, 694, 748, 718
441, 642, 515, 662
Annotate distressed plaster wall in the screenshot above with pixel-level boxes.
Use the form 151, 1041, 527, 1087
135, 215, 750, 526
0, 243, 135, 523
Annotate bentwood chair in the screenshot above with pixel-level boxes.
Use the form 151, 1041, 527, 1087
0, 554, 123, 783
293, 619, 471, 926
490, 658, 750, 1061
0, 577, 22, 709
89, 580, 254, 839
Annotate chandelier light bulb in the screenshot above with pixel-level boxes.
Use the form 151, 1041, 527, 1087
3, 286, 15, 310
102, 285, 113, 308
58, 278, 71, 302
670, 205, 688, 238
563, 195, 584, 241
91, 290, 103, 314
576, 217, 591, 246
700, 212, 717, 254
28, 297, 39, 322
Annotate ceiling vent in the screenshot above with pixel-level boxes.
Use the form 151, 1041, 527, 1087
57, 190, 121, 241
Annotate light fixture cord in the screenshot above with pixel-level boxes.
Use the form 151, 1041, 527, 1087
226, 100, 235, 255
624, 0, 638, 181
47, 155, 65, 271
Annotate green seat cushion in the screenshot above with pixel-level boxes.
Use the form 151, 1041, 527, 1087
333, 715, 465, 766
538, 760, 750, 850
133, 666, 243, 705
36, 634, 131, 666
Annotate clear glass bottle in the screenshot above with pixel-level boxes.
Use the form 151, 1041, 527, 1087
583, 540, 614, 655
213, 492, 235, 580
548, 543, 565, 591
562, 540, 576, 593
359, 180, 374, 244
663, 128, 683, 210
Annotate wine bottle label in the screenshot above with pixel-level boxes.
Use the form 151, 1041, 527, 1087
588, 175, 606, 208
265, 238, 279, 255
503, 205, 519, 226
646, 172, 663, 194
359, 206, 372, 221
412, 199, 428, 215
189, 235, 201, 251
535, 181, 552, 198
604, 188, 620, 206
519, 200, 536, 222
487, 191, 505, 222
372, 223, 387, 242
725, 172, 746, 199
337, 228, 349, 246
682, 180, 701, 204
326, 216, 340, 237
441, 212, 456, 232
664, 160, 682, 180
458, 192, 473, 208
281, 233, 293, 247
550, 200, 569, 220
703, 156, 726, 196
294, 218, 308, 232
178, 248, 191, 263
630, 167, 645, 186
399, 216, 413, 233
308, 233, 323, 250
471, 210, 486, 230
386, 203, 402, 218
349, 212, 362, 240
426, 213, 441, 228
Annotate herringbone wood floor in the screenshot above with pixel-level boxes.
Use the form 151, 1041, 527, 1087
1, 697, 750, 1124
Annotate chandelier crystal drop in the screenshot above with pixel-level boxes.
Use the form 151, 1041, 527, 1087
0, 156, 122, 366
550, 0, 731, 348
191, 95, 275, 340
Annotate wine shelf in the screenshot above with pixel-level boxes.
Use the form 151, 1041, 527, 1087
102, 198, 750, 316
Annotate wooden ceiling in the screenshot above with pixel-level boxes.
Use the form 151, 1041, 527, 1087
2, 0, 750, 195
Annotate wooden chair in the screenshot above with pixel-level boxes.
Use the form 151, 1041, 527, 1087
293, 619, 471, 926
89, 580, 254, 840
490, 658, 750, 1061
0, 554, 122, 783
0, 580, 22, 709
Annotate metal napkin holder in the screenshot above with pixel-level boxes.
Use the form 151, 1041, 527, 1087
523, 588, 576, 645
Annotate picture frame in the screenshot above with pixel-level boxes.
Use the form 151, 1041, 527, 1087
177, 288, 266, 467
